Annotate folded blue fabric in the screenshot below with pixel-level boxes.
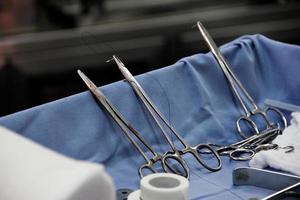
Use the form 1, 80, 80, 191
1, 34, 299, 199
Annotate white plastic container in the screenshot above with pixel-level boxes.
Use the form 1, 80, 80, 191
0, 126, 116, 200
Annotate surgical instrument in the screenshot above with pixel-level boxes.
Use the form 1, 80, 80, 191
77, 70, 188, 178
196, 22, 287, 139
205, 127, 294, 160
233, 167, 300, 200
111, 55, 222, 177
203, 127, 280, 160
265, 99, 300, 112
216, 128, 281, 161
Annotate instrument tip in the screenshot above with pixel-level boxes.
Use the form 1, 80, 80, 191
106, 58, 114, 63
77, 69, 89, 82
196, 21, 204, 29
77, 69, 95, 91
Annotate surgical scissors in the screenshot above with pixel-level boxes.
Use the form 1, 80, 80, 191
111, 55, 222, 177
78, 70, 188, 178
213, 128, 281, 161
196, 22, 287, 139
202, 125, 294, 161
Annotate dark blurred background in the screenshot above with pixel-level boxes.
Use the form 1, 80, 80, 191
0, 0, 300, 116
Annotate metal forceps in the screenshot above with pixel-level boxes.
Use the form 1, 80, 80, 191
111, 55, 222, 178
213, 128, 281, 161
77, 70, 187, 178
196, 22, 287, 139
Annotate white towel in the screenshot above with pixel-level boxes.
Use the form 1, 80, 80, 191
0, 126, 116, 200
249, 112, 300, 176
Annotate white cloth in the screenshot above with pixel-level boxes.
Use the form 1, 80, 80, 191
249, 112, 300, 176
0, 126, 116, 200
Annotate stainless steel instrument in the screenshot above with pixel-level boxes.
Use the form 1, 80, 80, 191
78, 70, 188, 178
233, 167, 300, 200
111, 55, 222, 178
196, 21, 287, 139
